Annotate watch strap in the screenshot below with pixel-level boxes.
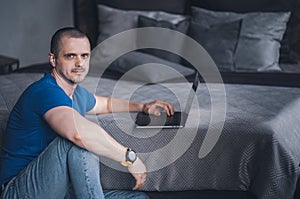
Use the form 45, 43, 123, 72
120, 148, 137, 167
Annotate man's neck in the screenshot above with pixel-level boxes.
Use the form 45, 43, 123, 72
51, 69, 77, 99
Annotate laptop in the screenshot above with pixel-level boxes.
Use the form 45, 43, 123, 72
135, 71, 200, 129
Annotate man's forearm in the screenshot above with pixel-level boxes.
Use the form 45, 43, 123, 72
45, 106, 127, 163
89, 96, 144, 115
109, 98, 144, 113
90, 96, 174, 116
74, 113, 126, 161
108, 98, 144, 112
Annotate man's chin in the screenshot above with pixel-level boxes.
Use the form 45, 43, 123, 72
73, 77, 85, 84
71, 74, 86, 84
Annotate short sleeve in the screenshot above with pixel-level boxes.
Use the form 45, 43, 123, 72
32, 87, 72, 116
73, 86, 96, 116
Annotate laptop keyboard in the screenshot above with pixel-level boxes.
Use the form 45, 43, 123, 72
135, 112, 182, 126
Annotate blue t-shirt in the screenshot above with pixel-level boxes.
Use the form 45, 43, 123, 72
0, 73, 96, 185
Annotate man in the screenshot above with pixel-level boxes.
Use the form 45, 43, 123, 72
0, 27, 174, 198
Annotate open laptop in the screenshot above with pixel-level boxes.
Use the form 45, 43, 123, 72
135, 71, 200, 129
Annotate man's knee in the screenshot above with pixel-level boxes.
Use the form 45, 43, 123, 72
50, 137, 97, 161
134, 192, 150, 199
104, 190, 150, 199
48, 136, 73, 152
67, 144, 99, 170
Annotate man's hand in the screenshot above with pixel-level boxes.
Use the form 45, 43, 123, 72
143, 100, 174, 116
128, 158, 147, 190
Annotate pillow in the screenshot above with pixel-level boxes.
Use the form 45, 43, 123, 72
97, 0, 189, 14
108, 51, 195, 83
187, 20, 241, 71
97, 4, 188, 44
137, 15, 190, 64
95, 4, 189, 74
191, 7, 291, 72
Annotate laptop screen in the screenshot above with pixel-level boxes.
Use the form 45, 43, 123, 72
184, 72, 199, 114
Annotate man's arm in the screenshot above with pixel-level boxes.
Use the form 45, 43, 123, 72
44, 106, 146, 190
87, 96, 174, 116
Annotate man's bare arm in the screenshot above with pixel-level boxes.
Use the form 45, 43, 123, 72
87, 96, 174, 116
44, 106, 146, 189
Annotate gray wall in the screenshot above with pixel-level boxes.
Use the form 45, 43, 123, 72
0, 0, 74, 68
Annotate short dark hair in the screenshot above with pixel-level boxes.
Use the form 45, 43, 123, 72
50, 27, 90, 57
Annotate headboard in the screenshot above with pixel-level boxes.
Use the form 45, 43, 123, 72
73, 0, 300, 87
74, 0, 300, 61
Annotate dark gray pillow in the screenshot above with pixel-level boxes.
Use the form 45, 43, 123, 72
137, 15, 190, 64
97, 4, 188, 44
95, 4, 189, 71
187, 20, 241, 72
191, 7, 291, 72
109, 51, 195, 83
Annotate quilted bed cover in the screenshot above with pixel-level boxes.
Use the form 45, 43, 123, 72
0, 73, 300, 199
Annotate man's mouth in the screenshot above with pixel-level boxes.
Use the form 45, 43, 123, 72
72, 69, 85, 73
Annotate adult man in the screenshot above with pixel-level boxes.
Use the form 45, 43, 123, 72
0, 27, 174, 198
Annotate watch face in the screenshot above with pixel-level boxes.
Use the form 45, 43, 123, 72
128, 150, 137, 162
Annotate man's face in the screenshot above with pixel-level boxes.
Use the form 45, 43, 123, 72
50, 36, 91, 84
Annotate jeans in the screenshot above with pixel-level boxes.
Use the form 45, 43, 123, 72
1, 137, 149, 199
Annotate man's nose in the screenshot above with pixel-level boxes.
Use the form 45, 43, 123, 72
75, 56, 84, 67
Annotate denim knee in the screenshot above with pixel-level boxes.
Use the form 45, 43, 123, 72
104, 190, 150, 199
134, 192, 150, 199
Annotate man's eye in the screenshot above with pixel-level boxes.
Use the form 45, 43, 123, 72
82, 54, 89, 59
65, 54, 75, 59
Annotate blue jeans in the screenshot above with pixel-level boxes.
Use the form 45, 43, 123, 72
1, 137, 149, 199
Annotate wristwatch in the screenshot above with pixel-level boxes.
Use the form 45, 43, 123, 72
121, 148, 137, 167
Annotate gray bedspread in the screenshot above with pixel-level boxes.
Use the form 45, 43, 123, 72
1, 73, 300, 199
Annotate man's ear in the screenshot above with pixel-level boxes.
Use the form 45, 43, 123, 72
49, 53, 56, 68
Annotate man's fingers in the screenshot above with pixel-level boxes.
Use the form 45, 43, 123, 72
133, 173, 146, 190
166, 102, 174, 115
147, 101, 174, 116
128, 158, 147, 190
157, 101, 174, 116
133, 180, 144, 190
143, 100, 174, 117
154, 110, 161, 116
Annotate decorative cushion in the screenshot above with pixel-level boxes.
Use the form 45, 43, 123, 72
94, 4, 191, 79
108, 51, 195, 83
97, 4, 188, 44
191, 7, 291, 72
93, 4, 193, 82
190, 0, 299, 64
137, 15, 190, 64
187, 20, 241, 71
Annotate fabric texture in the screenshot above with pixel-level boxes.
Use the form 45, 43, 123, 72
191, 7, 291, 72
0, 73, 43, 148
108, 51, 195, 83
187, 20, 241, 71
84, 76, 300, 199
1, 136, 149, 199
0, 73, 96, 185
190, 0, 299, 64
94, 4, 190, 79
97, 4, 188, 44
0, 73, 300, 199
137, 15, 190, 64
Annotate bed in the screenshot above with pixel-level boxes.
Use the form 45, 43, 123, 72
1, 0, 300, 199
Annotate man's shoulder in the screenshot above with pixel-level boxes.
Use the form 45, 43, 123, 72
20, 74, 66, 103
